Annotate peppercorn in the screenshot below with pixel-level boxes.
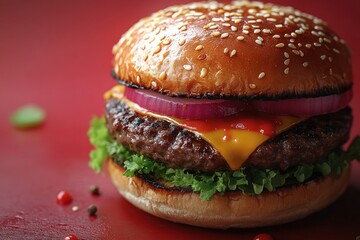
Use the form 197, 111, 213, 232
87, 204, 97, 215
89, 185, 100, 196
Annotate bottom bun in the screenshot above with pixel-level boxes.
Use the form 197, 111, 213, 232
108, 159, 350, 229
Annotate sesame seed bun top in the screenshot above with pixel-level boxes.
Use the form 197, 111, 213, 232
112, 1, 352, 99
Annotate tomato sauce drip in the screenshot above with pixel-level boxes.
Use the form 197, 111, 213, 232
180, 112, 281, 137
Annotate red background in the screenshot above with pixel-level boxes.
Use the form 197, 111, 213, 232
0, 0, 359, 239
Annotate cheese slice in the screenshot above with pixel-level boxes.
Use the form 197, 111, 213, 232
105, 86, 304, 170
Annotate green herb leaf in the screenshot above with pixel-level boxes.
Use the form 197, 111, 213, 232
11, 105, 45, 128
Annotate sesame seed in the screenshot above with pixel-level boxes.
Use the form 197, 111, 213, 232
143, 55, 148, 61
234, 19, 241, 24
273, 35, 280, 39
159, 35, 166, 41
258, 72, 265, 79
333, 48, 340, 54
262, 29, 271, 33
200, 68, 208, 78
212, 17, 222, 22
237, 36, 245, 41
222, 23, 231, 27
230, 49, 237, 57
284, 52, 289, 58
305, 44, 312, 48
243, 25, 250, 30
179, 26, 187, 31
255, 39, 262, 45
275, 43, 285, 48
209, 25, 218, 30
284, 68, 289, 75
154, 28, 161, 35
291, 32, 297, 37
257, 36, 264, 41
328, 57, 333, 62
199, 15, 206, 20
197, 54, 206, 60
220, 33, 229, 39
183, 65, 192, 71
153, 45, 161, 54
320, 55, 326, 60
329, 68, 333, 75
231, 26, 238, 32
179, 39, 186, 46
311, 31, 318, 36
249, 83, 256, 89
136, 76, 141, 83
224, 48, 229, 54
275, 24, 283, 28
284, 34, 291, 38
292, 50, 300, 55
299, 50, 304, 57
242, 30, 249, 34
303, 62, 309, 67
195, 45, 204, 51
288, 43, 296, 49
158, 71, 167, 80
211, 31, 221, 37
314, 42, 321, 47
151, 81, 157, 88
162, 39, 171, 45
254, 29, 261, 34
267, 18, 277, 22
72, 206, 79, 212
284, 59, 290, 66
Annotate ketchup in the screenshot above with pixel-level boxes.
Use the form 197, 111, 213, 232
180, 112, 280, 137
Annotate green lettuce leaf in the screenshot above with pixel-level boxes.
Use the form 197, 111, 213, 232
88, 117, 110, 172
88, 117, 360, 200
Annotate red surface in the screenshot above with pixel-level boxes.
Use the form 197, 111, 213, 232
0, 0, 359, 239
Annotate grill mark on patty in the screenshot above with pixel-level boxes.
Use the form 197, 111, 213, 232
105, 98, 352, 172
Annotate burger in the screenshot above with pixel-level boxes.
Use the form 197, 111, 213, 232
88, 1, 359, 228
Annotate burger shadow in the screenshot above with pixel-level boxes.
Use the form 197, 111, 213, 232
117, 186, 360, 240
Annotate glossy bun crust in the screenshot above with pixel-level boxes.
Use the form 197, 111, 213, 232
112, 1, 352, 99
108, 160, 350, 228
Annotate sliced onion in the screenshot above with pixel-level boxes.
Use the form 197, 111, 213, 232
253, 90, 352, 116
124, 87, 246, 119
124, 87, 352, 119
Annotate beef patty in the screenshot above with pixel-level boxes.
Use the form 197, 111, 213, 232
106, 98, 352, 173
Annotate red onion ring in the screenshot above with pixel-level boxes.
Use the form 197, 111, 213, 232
124, 87, 352, 119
